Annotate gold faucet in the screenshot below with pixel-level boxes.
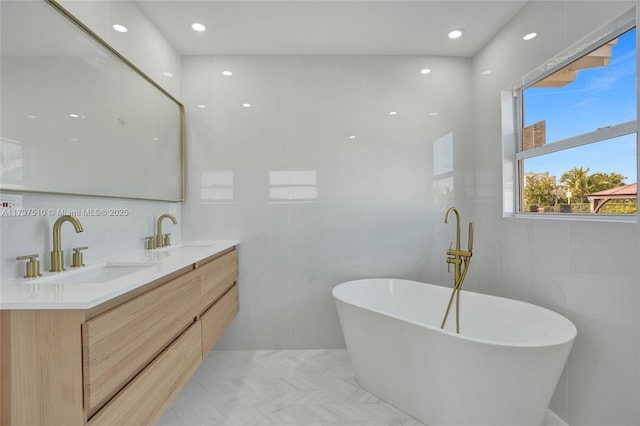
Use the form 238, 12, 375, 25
155, 213, 177, 248
441, 207, 473, 333
50, 215, 84, 272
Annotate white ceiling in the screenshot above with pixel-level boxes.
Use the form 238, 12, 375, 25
137, 1, 528, 57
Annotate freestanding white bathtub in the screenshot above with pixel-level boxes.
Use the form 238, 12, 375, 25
333, 279, 576, 426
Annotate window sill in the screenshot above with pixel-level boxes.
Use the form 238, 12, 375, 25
505, 212, 637, 223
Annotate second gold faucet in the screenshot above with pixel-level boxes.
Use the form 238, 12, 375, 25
153, 213, 177, 249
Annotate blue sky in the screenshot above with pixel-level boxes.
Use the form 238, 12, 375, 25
523, 28, 637, 184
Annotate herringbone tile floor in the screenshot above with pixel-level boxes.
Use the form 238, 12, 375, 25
158, 349, 424, 426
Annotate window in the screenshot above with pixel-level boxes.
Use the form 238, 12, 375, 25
509, 10, 637, 217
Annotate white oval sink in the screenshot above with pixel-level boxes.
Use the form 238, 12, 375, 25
30, 262, 154, 285
167, 241, 215, 250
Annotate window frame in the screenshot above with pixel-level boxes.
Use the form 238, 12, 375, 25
504, 7, 638, 221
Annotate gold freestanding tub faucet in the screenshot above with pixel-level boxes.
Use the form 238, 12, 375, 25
50, 215, 84, 272
441, 207, 473, 333
156, 213, 177, 248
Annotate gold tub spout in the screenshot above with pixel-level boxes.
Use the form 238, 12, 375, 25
444, 207, 462, 285
441, 207, 473, 333
444, 207, 461, 251
50, 215, 84, 272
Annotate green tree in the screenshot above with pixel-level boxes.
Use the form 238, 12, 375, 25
525, 175, 557, 206
588, 172, 627, 193
599, 200, 637, 214
560, 166, 591, 202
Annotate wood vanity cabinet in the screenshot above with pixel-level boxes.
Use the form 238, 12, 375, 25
0, 247, 239, 426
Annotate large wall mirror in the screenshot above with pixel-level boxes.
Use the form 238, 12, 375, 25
0, 0, 184, 201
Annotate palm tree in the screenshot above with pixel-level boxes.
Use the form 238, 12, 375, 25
560, 166, 590, 203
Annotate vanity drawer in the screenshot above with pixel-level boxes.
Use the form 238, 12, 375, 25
88, 321, 202, 426
202, 284, 239, 356
197, 249, 238, 312
82, 271, 200, 414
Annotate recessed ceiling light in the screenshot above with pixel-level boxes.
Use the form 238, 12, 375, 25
523, 32, 537, 41
26, 114, 36, 119
242, 103, 251, 108
222, 70, 233, 76
69, 113, 80, 118
197, 104, 206, 109
192, 23, 206, 32
389, 111, 397, 115
163, 71, 174, 78
481, 70, 492, 75
153, 137, 160, 141
349, 135, 357, 139
420, 68, 431, 75
70, 138, 79, 142
429, 112, 438, 116
448, 29, 464, 39
112, 24, 128, 33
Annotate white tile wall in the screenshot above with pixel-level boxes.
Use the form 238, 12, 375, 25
473, 1, 639, 423
181, 55, 475, 349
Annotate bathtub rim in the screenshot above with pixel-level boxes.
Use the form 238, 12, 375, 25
333, 278, 577, 349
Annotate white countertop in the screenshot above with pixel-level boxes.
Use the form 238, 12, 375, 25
0, 240, 239, 310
